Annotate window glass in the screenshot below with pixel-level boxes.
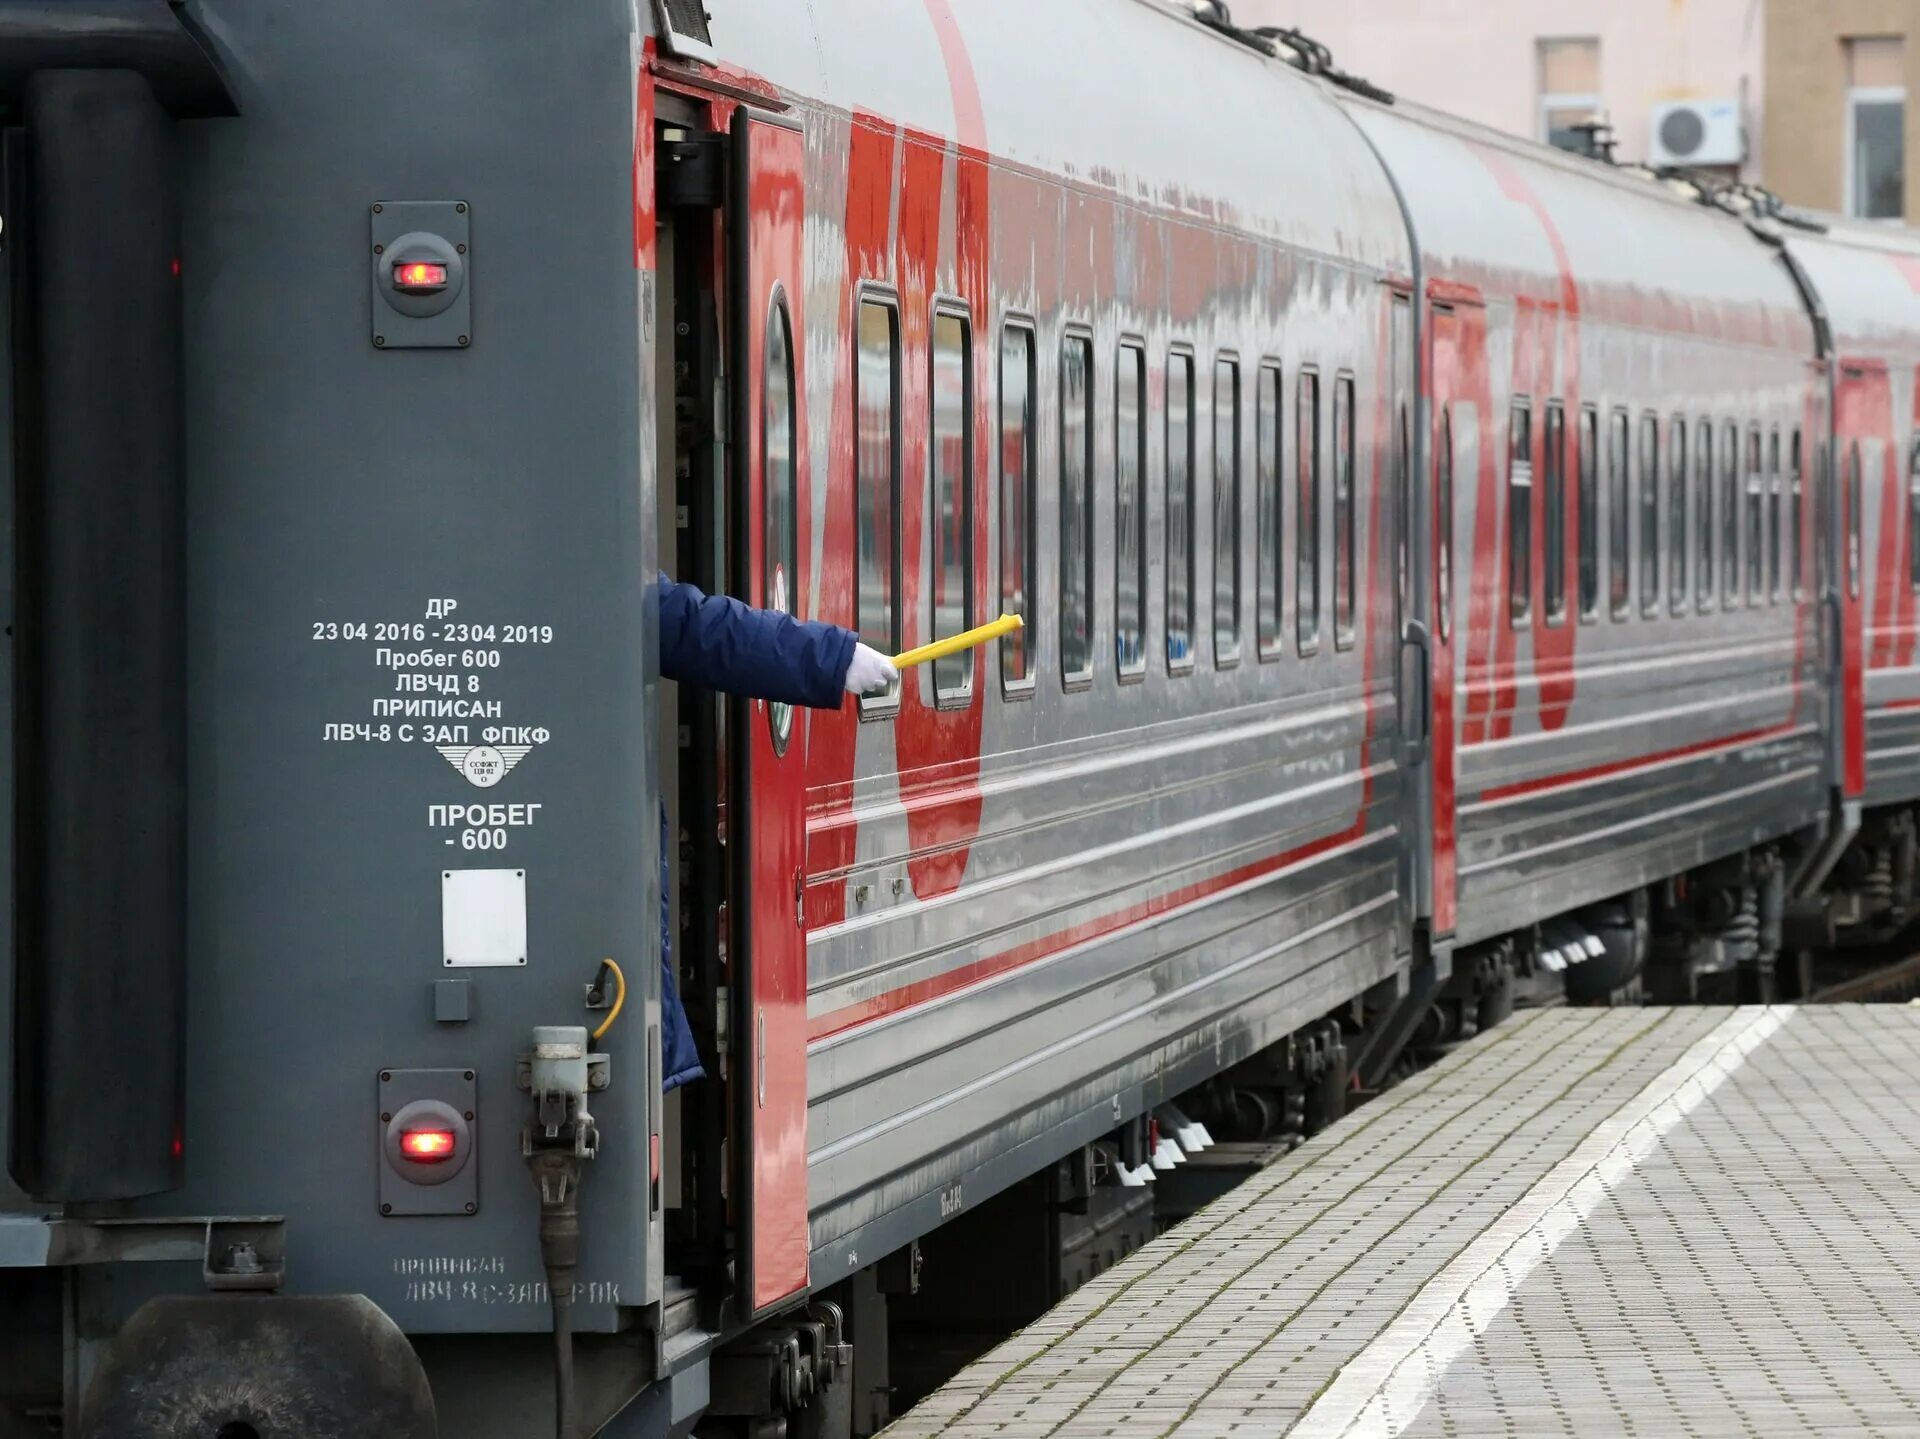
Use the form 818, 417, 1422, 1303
856, 297, 900, 703
1792, 428, 1806, 600
1116, 341, 1146, 677
1721, 420, 1739, 603
1609, 410, 1630, 618
1578, 407, 1599, 618
1639, 413, 1659, 616
1669, 416, 1688, 610
1438, 407, 1455, 641
1848, 38, 1906, 219
1539, 37, 1601, 152
1216, 358, 1242, 663
1909, 438, 1920, 592
999, 324, 1034, 687
1257, 362, 1284, 657
1767, 428, 1783, 603
931, 310, 972, 696
1298, 369, 1321, 650
1544, 401, 1565, 623
765, 299, 798, 754
1060, 334, 1094, 685
1334, 374, 1357, 647
1510, 399, 1533, 625
1167, 351, 1195, 670
1849, 440, 1864, 599
1696, 422, 1714, 608
1746, 425, 1764, 603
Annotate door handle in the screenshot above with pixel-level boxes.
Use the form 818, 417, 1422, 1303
1399, 621, 1431, 756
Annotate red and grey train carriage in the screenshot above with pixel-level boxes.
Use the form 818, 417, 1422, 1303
3, 0, 1920, 1436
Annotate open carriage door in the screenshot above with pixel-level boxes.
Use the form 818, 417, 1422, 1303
1390, 291, 1431, 932
1835, 363, 1873, 800
1424, 300, 1468, 941
728, 107, 810, 1319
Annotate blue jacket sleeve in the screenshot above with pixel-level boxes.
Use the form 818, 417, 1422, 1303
656, 574, 858, 709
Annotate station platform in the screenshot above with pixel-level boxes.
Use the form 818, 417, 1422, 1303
889, 1005, 1920, 1437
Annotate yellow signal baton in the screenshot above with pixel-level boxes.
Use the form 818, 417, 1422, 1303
892, 613, 1024, 670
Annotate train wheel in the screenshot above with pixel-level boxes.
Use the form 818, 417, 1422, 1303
78, 1294, 436, 1439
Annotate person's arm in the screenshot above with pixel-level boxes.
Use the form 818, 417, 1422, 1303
656, 574, 875, 708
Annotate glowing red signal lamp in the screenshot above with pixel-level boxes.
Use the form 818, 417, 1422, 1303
393, 261, 449, 292
399, 1128, 457, 1162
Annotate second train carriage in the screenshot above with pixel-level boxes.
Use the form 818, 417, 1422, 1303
7, 0, 1920, 1435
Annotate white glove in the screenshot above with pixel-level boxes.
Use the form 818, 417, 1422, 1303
844, 642, 898, 696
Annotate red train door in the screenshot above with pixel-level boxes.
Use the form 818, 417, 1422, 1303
728, 106, 810, 1318
1424, 300, 1471, 939
1835, 362, 1877, 798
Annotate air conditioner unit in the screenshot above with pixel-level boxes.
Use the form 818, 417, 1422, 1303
1648, 99, 1744, 167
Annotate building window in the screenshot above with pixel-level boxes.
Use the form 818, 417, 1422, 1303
1060, 332, 1094, 687
1167, 349, 1195, 671
930, 307, 973, 699
999, 321, 1035, 691
1848, 37, 1906, 220
1539, 37, 1601, 153
1215, 356, 1242, 665
1116, 340, 1147, 679
1509, 399, 1533, 625
1543, 401, 1566, 624
1257, 361, 1284, 659
856, 295, 901, 708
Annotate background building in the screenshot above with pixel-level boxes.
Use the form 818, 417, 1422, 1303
1234, 0, 1766, 179
1764, 4, 1920, 221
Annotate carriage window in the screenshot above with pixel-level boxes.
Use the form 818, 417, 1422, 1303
1745, 424, 1764, 604
1060, 333, 1094, 686
1668, 416, 1688, 612
1167, 350, 1195, 671
1438, 406, 1455, 640
1543, 401, 1566, 624
1721, 420, 1739, 603
765, 298, 798, 754
1257, 361, 1284, 658
1696, 421, 1714, 609
1578, 406, 1599, 618
1767, 426, 1783, 603
1849, 440, 1864, 600
1334, 373, 1357, 648
1509, 398, 1533, 626
856, 296, 901, 706
1792, 428, 1806, 600
1298, 368, 1322, 652
1909, 437, 1920, 593
1116, 340, 1147, 679
1609, 409, 1630, 619
1639, 413, 1659, 617
999, 322, 1035, 690
1216, 357, 1242, 664
931, 308, 973, 698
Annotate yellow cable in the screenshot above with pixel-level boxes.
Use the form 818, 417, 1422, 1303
591, 958, 627, 1042
892, 613, 1023, 670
